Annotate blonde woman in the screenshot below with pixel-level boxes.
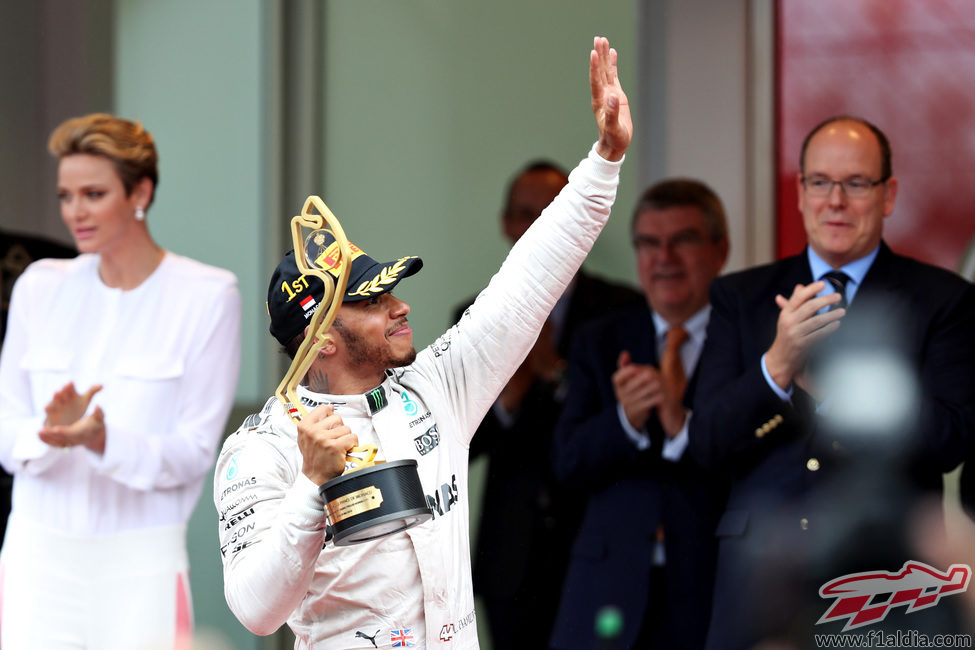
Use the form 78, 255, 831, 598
0, 114, 241, 649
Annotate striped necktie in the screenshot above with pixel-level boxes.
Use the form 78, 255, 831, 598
822, 270, 851, 311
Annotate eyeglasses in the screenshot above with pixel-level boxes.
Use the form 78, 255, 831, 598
632, 229, 708, 254
801, 175, 888, 198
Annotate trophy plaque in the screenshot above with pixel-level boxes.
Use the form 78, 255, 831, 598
275, 196, 432, 546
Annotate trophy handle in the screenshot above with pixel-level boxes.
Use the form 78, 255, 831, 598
273, 196, 379, 472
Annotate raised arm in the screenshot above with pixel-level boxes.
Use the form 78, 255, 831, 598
591, 36, 633, 162
426, 38, 634, 442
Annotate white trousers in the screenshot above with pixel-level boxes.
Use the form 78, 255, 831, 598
0, 514, 193, 650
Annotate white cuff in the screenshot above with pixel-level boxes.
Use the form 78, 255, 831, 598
761, 353, 793, 402
589, 141, 626, 167
617, 403, 651, 451
661, 412, 690, 462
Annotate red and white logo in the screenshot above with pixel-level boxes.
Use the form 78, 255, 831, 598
300, 294, 316, 314
817, 560, 971, 631
439, 623, 456, 642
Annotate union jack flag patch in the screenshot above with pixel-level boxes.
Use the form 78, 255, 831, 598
390, 627, 416, 647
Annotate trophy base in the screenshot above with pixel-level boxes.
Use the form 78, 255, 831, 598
319, 458, 433, 546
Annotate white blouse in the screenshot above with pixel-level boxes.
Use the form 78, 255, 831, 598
0, 252, 241, 534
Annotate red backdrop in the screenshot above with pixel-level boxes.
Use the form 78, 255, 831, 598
776, 0, 975, 274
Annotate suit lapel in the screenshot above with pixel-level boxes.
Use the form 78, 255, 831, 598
622, 305, 656, 366
781, 251, 815, 297
838, 241, 915, 356
853, 241, 905, 304
752, 253, 813, 356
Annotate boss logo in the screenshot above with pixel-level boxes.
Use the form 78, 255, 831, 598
414, 425, 440, 455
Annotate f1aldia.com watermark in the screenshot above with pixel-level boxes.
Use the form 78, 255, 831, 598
814, 629, 972, 648
813, 560, 972, 647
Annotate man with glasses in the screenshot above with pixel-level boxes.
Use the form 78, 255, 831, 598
689, 116, 975, 649
550, 178, 729, 650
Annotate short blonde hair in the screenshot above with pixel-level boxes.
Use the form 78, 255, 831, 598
48, 113, 159, 207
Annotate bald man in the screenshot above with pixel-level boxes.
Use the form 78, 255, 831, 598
690, 116, 975, 649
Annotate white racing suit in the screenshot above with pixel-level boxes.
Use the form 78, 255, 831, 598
214, 144, 623, 649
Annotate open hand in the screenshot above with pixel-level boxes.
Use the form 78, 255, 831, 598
44, 382, 102, 427
39, 405, 106, 453
39, 382, 106, 453
613, 350, 687, 437
765, 281, 845, 390
590, 36, 632, 162
613, 350, 664, 431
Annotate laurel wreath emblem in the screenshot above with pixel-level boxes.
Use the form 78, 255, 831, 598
348, 257, 414, 297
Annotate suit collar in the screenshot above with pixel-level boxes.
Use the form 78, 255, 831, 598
807, 245, 878, 286
651, 304, 710, 350
775, 251, 815, 297
794, 241, 902, 298
859, 241, 904, 292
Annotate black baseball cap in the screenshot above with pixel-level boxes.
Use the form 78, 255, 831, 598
267, 232, 422, 346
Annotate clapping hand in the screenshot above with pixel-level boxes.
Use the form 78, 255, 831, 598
764, 281, 845, 392
613, 351, 687, 438
38, 382, 106, 453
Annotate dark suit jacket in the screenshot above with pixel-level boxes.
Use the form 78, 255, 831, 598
455, 269, 642, 648
690, 242, 975, 649
549, 304, 725, 650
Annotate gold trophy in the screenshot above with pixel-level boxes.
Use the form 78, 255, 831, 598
276, 196, 432, 546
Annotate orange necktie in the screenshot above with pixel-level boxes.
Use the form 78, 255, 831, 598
661, 324, 689, 401
655, 325, 690, 554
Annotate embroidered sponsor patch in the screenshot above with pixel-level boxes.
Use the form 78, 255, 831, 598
354, 629, 380, 648
426, 474, 459, 517
222, 507, 255, 531
439, 610, 475, 642
400, 390, 418, 416
366, 387, 387, 414
390, 628, 416, 647
414, 424, 440, 456
430, 335, 451, 357
220, 476, 258, 500
439, 623, 456, 642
